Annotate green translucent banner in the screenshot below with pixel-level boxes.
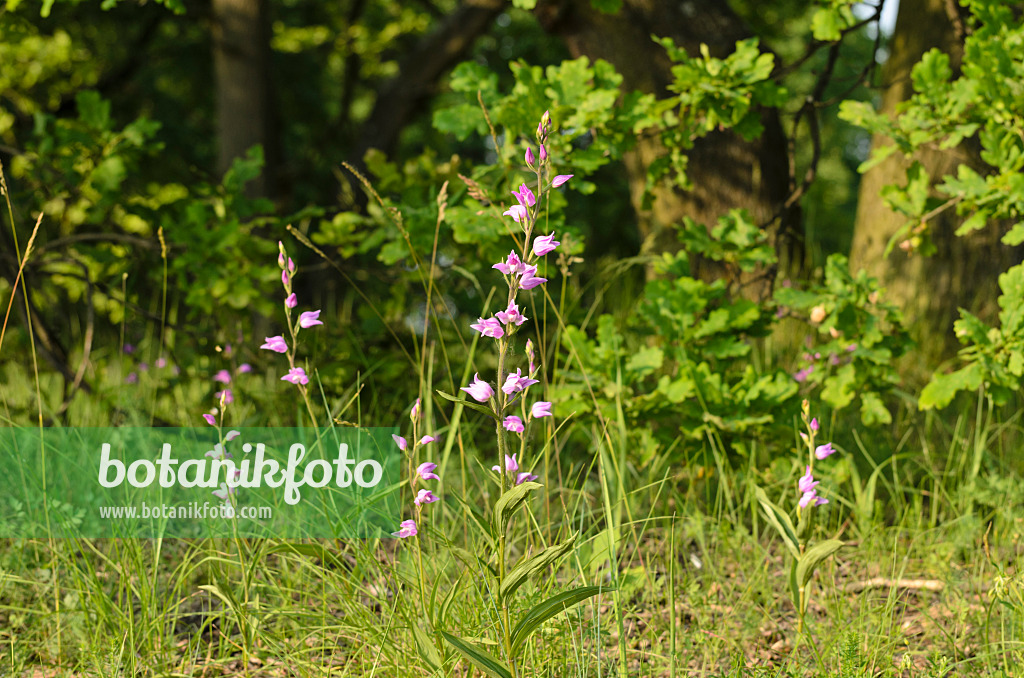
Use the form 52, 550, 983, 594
0, 427, 401, 538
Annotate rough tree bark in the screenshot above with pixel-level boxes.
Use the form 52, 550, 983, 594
212, 0, 276, 198
538, 0, 800, 295
849, 0, 1022, 369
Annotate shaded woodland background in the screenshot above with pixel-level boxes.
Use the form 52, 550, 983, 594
1, 0, 1021, 425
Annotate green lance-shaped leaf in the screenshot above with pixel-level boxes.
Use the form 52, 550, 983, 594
440, 631, 512, 678
412, 623, 442, 671
754, 486, 800, 560
263, 542, 349, 571
492, 482, 542, 537
436, 390, 500, 421
788, 558, 800, 615
436, 572, 465, 629
795, 539, 845, 591
510, 585, 610, 655
499, 533, 578, 605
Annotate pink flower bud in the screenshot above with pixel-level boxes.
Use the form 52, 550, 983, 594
392, 519, 417, 538
298, 310, 323, 328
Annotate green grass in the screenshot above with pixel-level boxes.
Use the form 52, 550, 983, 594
2, 168, 1022, 676
1, 374, 1022, 676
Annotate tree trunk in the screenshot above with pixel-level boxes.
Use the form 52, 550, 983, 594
341, 0, 507, 209
539, 0, 799, 296
212, 0, 276, 198
849, 0, 1020, 370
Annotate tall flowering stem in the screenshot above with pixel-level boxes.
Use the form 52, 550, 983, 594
756, 399, 846, 642
431, 111, 580, 678
390, 401, 440, 619
260, 243, 324, 428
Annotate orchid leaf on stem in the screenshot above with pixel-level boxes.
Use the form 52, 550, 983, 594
412, 623, 443, 671
439, 631, 513, 678
510, 585, 611, 655
491, 481, 542, 537
796, 539, 846, 591
754, 486, 801, 560
499, 533, 578, 604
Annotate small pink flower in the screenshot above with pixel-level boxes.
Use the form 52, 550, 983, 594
493, 251, 525, 276
205, 444, 222, 459
299, 310, 323, 328
798, 491, 823, 507
125, 372, 138, 384
123, 343, 135, 354
414, 489, 439, 506
471, 317, 505, 338
513, 183, 536, 208
461, 373, 494, 402
492, 454, 518, 474
281, 367, 309, 385
392, 519, 417, 538
504, 204, 528, 223
532, 232, 560, 257
417, 462, 439, 481
798, 466, 819, 494
282, 269, 290, 286
539, 144, 547, 162
155, 357, 167, 369
203, 413, 216, 426
502, 368, 539, 395
525, 147, 535, 167
213, 483, 236, 501
214, 369, 232, 384
261, 336, 288, 353
226, 430, 240, 442
794, 366, 813, 383
285, 293, 297, 309
552, 174, 573, 188
810, 418, 819, 432
215, 389, 233, 405
516, 472, 539, 485
503, 415, 524, 433
410, 398, 421, 422
531, 401, 552, 419
139, 362, 149, 372
799, 491, 827, 508
519, 265, 547, 290
418, 435, 436, 445
288, 258, 296, 273
815, 442, 836, 460
495, 302, 527, 327
392, 434, 408, 452
237, 363, 252, 374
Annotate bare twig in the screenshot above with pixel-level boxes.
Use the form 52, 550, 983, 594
845, 577, 946, 593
